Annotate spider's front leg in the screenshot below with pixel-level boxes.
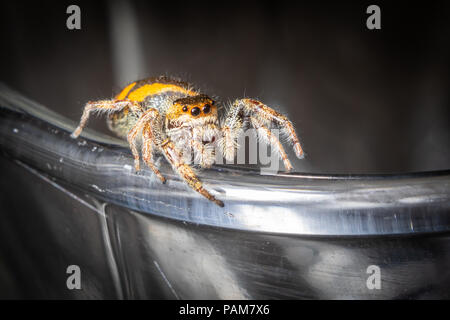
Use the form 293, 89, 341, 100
221, 98, 304, 171
127, 108, 166, 183
71, 99, 143, 138
161, 139, 224, 207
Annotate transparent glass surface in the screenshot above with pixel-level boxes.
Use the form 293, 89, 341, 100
0, 84, 449, 299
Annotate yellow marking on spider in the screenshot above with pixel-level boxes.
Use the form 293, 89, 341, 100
115, 82, 137, 100
127, 83, 196, 102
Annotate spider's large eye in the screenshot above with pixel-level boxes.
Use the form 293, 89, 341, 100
182, 105, 188, 112
202, 104, 211, 114
191, 107, 200, 116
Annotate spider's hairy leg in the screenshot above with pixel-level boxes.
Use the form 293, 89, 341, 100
162, 139, 224, 207
71, 99, 143, 138
127, 108, 165, 183
142, 124, 166, 183
221, 105, 244, 162
251, 117, 293, 171
231, 98, 304, 159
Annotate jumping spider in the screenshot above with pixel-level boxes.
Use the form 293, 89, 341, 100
71, 76, 304, 207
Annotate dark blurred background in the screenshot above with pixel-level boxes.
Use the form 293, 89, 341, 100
1, 0, 449, 174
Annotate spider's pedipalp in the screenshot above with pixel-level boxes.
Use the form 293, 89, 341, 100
191, 122, 220, 168
71, 99, 142, 139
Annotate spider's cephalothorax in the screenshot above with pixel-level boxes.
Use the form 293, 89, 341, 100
71, 76, 304, 207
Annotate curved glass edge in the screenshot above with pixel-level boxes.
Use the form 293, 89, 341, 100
1, 83, 449, 236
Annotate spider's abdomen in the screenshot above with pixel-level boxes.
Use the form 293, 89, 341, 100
108, 76, 197, 138
115, 77, 195, 102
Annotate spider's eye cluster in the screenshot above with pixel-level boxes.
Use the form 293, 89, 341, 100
181, 102, 214, 116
